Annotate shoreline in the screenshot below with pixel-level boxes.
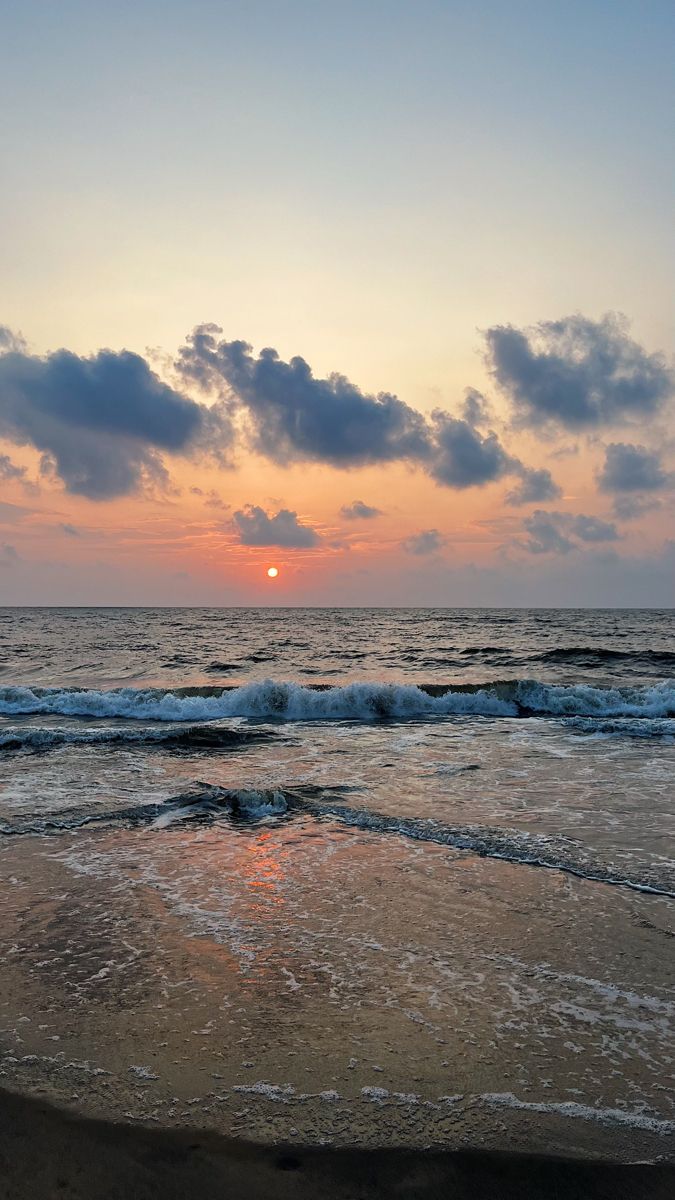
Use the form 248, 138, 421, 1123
1, 1086, 673, 1200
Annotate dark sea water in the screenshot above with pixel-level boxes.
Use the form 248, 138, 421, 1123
1, 607, 673, 892
0, 608, 674, 1152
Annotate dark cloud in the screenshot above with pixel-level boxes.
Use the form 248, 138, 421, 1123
522, 512, 575, 555
0, 322, 565, 505
185, 397, 235, 468
506, 465, 562, 506
461, 388, 492, 426
428, 413, 512, 488
597, 442, 672, 493
521, 509, 619, 555
177, 327, 431, 468
402, 529, 445, 556
0, 334, 234, 500
0, 453, 25, 481
571, 514, 620, 543
177, 326, 549, 494
485, 313, 674, 429
611, 494, 662, 521
340, 500, 383, 520
60, 523, 80, 537
7, 318, 664, 515
232, 505, 319, 547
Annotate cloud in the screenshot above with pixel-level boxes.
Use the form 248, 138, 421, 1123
402, 529, 445, 556
0, 333, 234, 500
597, 442, 672, 493
178, 326, 553, 495
60, 523, 80, 537
549, 443, 579, 459
485, 313, 674, 429
6, 317, 667, 517
522, 512, 575, 555
177, 327, 431, 468
0, 327, 26, 353
232, 505, 319, 547
0, 453, 25, 481
611, 494, 662, 521
428, 413, 513, 488
506, 465, 563, 506
0, 323, 567, 505
461, 388, 492, 426
340, 499, 383, 520
191, 486, 228, 510
520, 509, 619, 555
571, 514, 620, 543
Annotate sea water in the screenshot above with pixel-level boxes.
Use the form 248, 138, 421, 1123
0, 607, 673, 1156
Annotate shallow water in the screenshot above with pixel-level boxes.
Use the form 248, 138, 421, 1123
0, 608, 673, 1153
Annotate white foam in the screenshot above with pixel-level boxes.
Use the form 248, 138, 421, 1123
480, 1092, 675, 1134
515, 679, 675, 719
361, 1086, 391, 1102
1, 678, 673, 723
232, 1081, 296, 1101
0, 681, 515, 721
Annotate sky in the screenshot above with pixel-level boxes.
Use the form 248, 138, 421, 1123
1, 0, 674, 605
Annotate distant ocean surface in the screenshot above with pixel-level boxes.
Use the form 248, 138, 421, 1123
1, 607, 673, 893
1, 607, 674, 1152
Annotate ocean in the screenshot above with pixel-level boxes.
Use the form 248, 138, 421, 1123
0, 607, 673, 1161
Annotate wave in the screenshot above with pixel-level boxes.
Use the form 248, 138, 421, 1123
3, 784, 672, 897
0, 724, 277, 755
534, 647, 675, 668
0, 678, 673, 723
0, 681, 513, 721
563, 716, 675, 741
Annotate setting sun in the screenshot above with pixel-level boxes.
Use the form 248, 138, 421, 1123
267, 566, 279, 578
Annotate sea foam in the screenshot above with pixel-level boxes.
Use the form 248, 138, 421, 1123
0, 678, 673, 722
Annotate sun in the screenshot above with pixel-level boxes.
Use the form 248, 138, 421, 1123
267, 566, 279, 578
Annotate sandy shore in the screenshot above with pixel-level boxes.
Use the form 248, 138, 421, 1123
1, 822, 673, 1189
0, 1085, 673, 1200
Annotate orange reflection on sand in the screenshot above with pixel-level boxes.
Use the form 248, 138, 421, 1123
241, 831, 286, 905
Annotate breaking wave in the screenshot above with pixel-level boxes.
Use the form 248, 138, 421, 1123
0, 723, 278, 755
0, 678, 673, 723
3, 784, 672, 896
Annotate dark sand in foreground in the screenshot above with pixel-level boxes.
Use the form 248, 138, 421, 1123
1, 1087, 673, 1200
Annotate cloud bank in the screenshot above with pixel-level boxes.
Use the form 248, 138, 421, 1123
176, 325, 555, 496
1, 316, 671, 526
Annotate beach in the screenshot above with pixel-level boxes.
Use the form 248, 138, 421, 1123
0, 608, 673, 1194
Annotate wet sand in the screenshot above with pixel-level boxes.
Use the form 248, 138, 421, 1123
1, 1086, 673, 1200
0, 821, 673, 1193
